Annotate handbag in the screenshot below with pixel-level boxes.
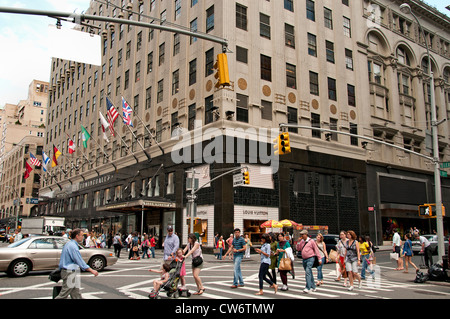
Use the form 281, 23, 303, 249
192, 256, 203, 267
329, 249, 338, 263
49, 268, 62, 282
312, 256, 320, 268
279, 255, 292, 271
390, 252, 399, 261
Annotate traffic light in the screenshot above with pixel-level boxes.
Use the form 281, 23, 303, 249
418, 204, 446, 218
274, 132, 291, 155
214, 53, 230, 88
243, 171, 250, 184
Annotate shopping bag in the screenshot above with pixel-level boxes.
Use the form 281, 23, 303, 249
390, 252, 399, 261
329, 249, 338, 263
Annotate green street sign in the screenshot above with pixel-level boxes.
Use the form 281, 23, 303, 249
440, 162, 450, 169
440, 170, 448, 177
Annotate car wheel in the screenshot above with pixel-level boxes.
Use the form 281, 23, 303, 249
88, 256, 106, 271
8, 259, 31, 277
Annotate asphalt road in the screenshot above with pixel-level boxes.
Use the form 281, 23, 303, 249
0, 247, 449, 300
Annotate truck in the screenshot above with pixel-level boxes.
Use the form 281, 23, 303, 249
20, 217, 66, 235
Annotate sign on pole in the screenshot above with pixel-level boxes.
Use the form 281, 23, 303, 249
233, 173, 243, 187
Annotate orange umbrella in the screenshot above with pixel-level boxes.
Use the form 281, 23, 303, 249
279, 219, 300, 227
260, 220, 283, 228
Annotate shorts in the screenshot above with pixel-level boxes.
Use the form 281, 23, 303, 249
345, 260, 358, 273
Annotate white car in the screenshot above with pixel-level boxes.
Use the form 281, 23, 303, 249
411, 235, 449, 255
0, 236, 118, 277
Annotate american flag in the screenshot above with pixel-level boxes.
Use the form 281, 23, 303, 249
29, 153, 41, 167
106, 97, 118, 136
122, 97, 134, 127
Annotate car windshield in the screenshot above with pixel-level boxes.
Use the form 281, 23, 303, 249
7, 237, 32, 248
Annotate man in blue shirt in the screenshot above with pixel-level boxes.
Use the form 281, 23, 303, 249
230, 228, 247, 288
55, 229, 98, 299
163, 225, 179, 262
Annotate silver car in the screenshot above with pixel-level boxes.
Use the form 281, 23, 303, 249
0, 236, 118, 277
411, 234, 449, 255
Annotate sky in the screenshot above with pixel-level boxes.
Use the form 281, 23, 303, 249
0, 0, 449, 107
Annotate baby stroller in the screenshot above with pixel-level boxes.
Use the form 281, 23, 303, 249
148, 258, 191, 299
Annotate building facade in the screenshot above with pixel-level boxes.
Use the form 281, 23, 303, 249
39, 0, 450, 246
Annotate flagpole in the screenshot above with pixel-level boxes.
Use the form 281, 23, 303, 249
115, 97, 152, 162
124, 102, 165, 156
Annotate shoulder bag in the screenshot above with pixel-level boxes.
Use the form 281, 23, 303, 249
49, 268, 61, 282
279, 254, 292, 271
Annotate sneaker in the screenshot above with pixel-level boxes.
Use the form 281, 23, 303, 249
311, 288, 317, 292
281, 285, 288, 291
358, 280, 362, 288
348, 286, 354, 291
303, 288, 310, 294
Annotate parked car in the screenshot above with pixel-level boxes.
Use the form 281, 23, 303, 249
0, 236, 118, 277
0, 229, 7, 243
296, 234, 340, 261
412, 234, 449, 255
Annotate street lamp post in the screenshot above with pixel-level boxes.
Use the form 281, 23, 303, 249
400, 3, 445, 262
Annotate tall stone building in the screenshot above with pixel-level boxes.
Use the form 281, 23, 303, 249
40, 0, 449, 246
0, 80, 48, 228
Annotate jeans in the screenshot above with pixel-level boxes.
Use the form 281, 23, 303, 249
150, 247, 155, 258
424, 246, 433, 268
142, 246, 149, 258
113, 244, 122, 258
218, 248, 223, 260
233, 254, 244, 286
317, 256, 326, 280
303, 257, 316, 290
258, 263, 273, 290
361, 254, 374, 279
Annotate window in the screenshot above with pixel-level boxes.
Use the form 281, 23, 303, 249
329, 118, 338, 141
117, 49, 122, 67
135, 61, 141, 82
236, 4, 247, 31
260, 13, 270, 39
124, 70, 129, 89
368, 61, 383, 84
206, 6, 214, 33
137, 31, 142, 51
261, 100, 272, 120
311, 113, 321, 138
159, 43, 165, 65
157, 79, 164, 103
286, 63, 297, 89
398, 73, 411, 96
116, 76, 121, 95
308, 33, 317, 57
287, 107, 298, 133
318, 174, 333, 196
350, 123, 358, 146
156, 120, 162, 142
345, 49, 353, 70
174, 0, 181, 20
236, 46, 248, 64
188, 104, 196, 130
167, 172, 175, 194
205, 48, 214, 77
189, 59, 197, 86
324, 8, 333, 29
173, 33, 180, 56
134, 94, 139, 114
260, 55, 272, 82
326, 41, 335, 63
190, 18, 198, 44
309, 71, 319, 95
328, 77, 337, 101
347, 84, 356, 106
171, 112, 178, 134
343, 17, 351, 37
205, 95, 214, 124
126, 41, 131, 59
147, 52, 153, 73
236, 93, 249, 123
306, 0, 315, 21
172, 70, 179, 95
284, 0, 294, 12
285, 24, 295, 48
145, 87, 152, 110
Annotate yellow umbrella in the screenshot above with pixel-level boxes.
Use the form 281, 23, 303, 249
260, 220, 283, 228
279, 219, 300, 227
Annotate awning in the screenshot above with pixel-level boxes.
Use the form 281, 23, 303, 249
96, 199, 176, 213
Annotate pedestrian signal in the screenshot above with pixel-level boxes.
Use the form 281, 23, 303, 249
418, 204, 446, 218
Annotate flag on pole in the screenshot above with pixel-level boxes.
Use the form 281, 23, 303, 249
29, 153, 41, 167
99, 111, 110, 142
68, 138, 76, 154
81, 125, 91, 148
106, 97, 118, 136
42, 151, 50, 172
52, 145, 62, 167
24, 161, 33, 179
122, 97, 134, 127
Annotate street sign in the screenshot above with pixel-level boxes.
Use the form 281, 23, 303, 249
440, 170, 448, 177
368, 206, 374, 212
440, 162, 450, 168
233, 173, 244, 187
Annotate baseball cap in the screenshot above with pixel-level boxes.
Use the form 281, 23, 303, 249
167, 225, 174, 231
300, 230, 308, 235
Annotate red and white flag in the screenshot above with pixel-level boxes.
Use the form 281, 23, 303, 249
99, 111, 110, 142
68, 138, 76, 154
